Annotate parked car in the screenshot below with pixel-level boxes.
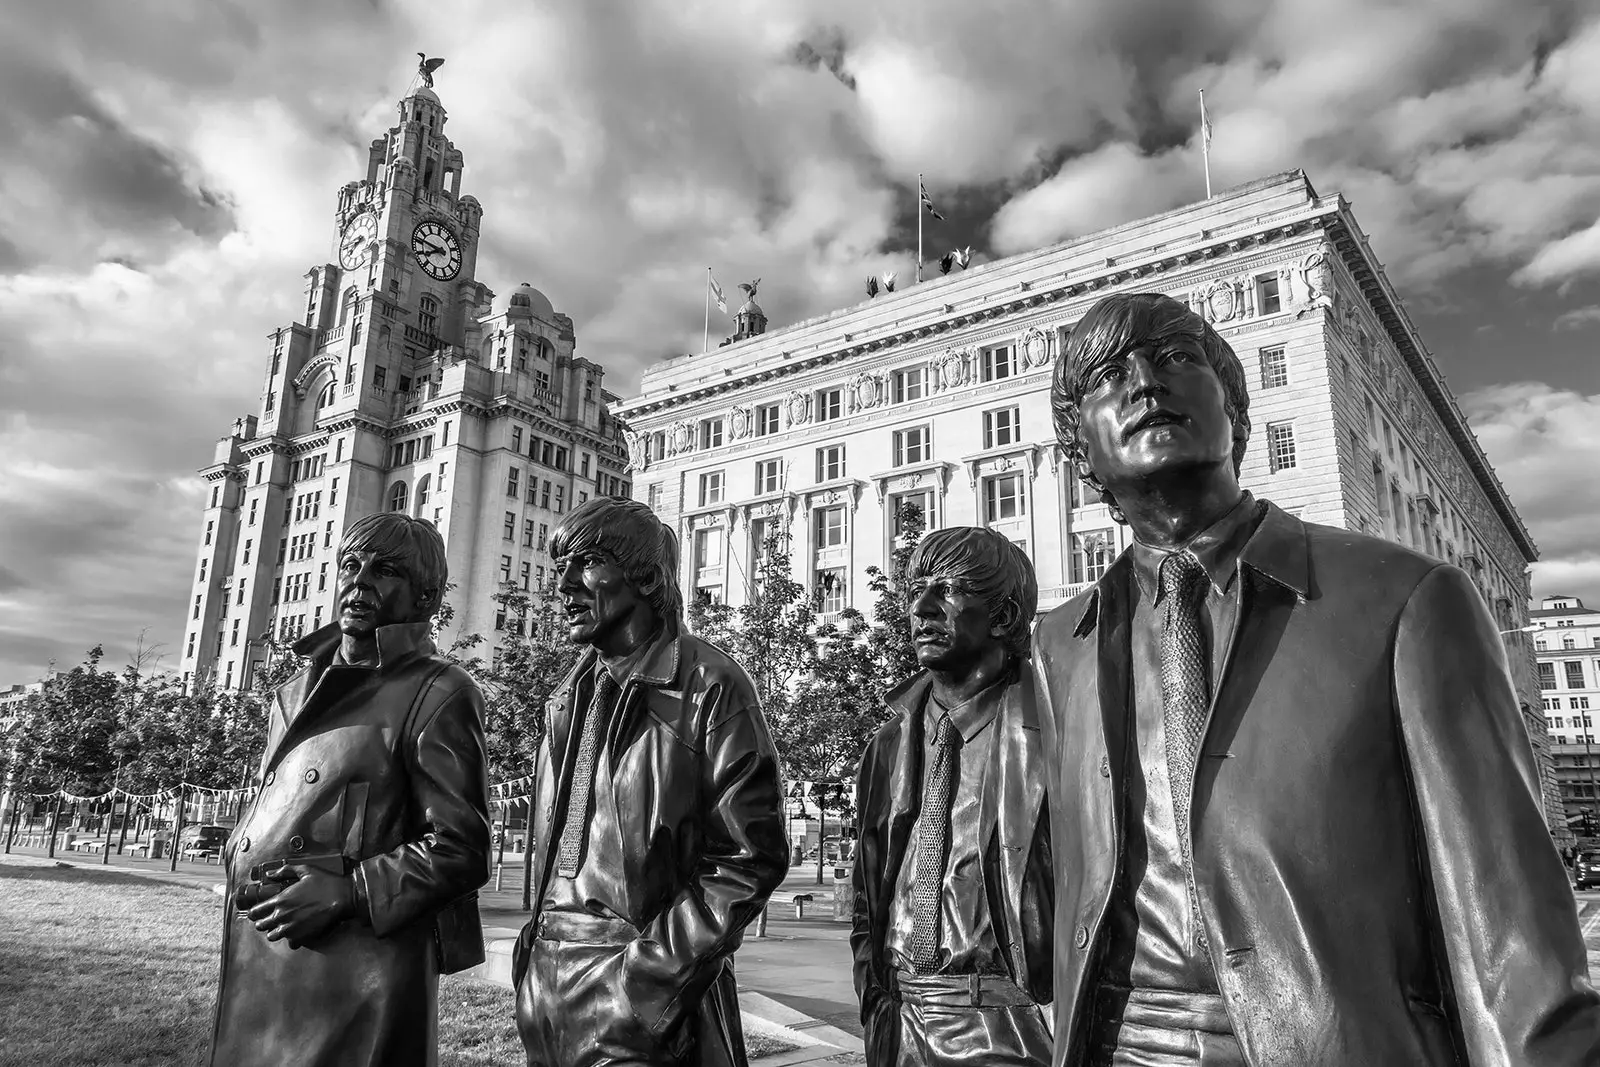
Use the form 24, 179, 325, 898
179, 825, 230, 854
1575, 851, 1600, 889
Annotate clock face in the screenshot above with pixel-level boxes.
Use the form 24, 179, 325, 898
411, 221, 462, 280
338, 213, 377, 271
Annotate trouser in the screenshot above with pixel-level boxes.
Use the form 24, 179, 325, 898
888, 970, 1053, 1067
1088, 987, 1245, 1067
515, 912, 690, 1067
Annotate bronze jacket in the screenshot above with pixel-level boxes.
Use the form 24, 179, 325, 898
851, 669, 1053, 1063
209, 622, 492, 1067
513, 629, 789, 1067
1033, 502, 1600, 1066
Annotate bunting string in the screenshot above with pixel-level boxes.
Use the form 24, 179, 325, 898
11, 773, 538, 805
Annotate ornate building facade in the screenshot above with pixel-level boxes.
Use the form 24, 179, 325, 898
1535, 595, 1600, 840
178, 85, 628, 691
615, 170, 1567, 841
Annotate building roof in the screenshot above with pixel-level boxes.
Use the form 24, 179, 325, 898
504, 282, 555, 321
1533, 605, 1600, 618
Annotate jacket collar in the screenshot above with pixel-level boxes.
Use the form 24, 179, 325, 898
1072, 499, 1310, 639
553, 624, 683, 702
288, 620, 438, 671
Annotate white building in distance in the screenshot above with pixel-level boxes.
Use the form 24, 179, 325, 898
177, 84, 629, 691
615, 170, 1566, 841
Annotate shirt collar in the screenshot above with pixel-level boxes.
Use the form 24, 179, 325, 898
926, 674, 1006, 744
1129, 490, 1264, 604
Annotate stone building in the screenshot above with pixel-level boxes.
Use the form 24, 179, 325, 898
177, 84, 629, 691
614, 170, 1566, 841
1535, 595, 1600, 840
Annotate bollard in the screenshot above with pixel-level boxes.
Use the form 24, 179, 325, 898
755, 906, 768, 938
495, 862, 504, 892
792, 893, 813, 920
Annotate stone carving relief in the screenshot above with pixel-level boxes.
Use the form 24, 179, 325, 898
1021, 327, 1051, 370
669, 420, 694, 456
1300, 244, 1337, 311
850, 371, 886, 412
622, 427, 647, 472
784, 390, 810, 428
932, 346, 972, 393
729, 406, 752, 441
1205, 279, 1239, 323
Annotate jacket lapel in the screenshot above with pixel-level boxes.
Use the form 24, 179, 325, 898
878, 677, 927, 936
1094, 557, 1135, 812
531, 651, 593, 910
979, 672, 1044, 876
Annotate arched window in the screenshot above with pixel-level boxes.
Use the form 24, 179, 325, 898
317, 381, 335, 408
418, 294, 438, 337
389, 480, 408, 513
339, 287, 358, 326
415, 474, 432, 511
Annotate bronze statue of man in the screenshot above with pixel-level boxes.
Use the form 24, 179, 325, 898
852, 527, 1053, 1066
210, 512, 491, 1067
514, 497, 788, 1067
1034, 291, 1600, 1065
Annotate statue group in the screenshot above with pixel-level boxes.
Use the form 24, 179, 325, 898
209, 293, 1600, 1066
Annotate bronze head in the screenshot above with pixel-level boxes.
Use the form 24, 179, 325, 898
549, 497, 682, 650
335, 513, 448, 635
907, 527, 1038, 669
1051, 293, 1251, 522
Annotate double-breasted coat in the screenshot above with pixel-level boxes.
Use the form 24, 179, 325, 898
209, 622, 491, 1067
850, 669, 1054, 1065
512, 629, 789, 1067
1032, 501, 1600, 1065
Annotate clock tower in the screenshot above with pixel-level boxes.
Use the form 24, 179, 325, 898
178, 78, 632, 693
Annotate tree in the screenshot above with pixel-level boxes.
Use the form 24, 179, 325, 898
14, 646, 122, 795
476, 583, 579, 780
864, 500, 926, 693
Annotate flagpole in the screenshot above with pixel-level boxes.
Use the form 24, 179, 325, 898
703, 267, 710, 354
916, 172, 923, 284
1200, 89, 1213, 200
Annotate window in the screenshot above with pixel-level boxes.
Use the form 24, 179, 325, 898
329, 477, 340, 506
248, 499, 258, 526
538, 523, 549, 550
981, 345, 1017, 382
339, 287, 357, 326
892, 366, 925, 404
1382, 421, 1394, 459
699, 470, 725, 507
647, 483, 663, 510
1071, 532, 1116, 584
815, 568, 846, 614
1364, 397, 1376, 437
415, 475, 430, 507
418, 294, 438, 336
231, 620, 241, 647
277, 538, 287, 564
1256, 273, 1282, 314
500, 555, 512, 584
1565, 636, 1577, 650
504, 512, 516, 540
1574, 697, 1592, 710
210, 486, 219, 508
984, 473, 1026, 522
580, 454, 590, 477
255, 462, 265, 485
507, 467, 521, 497
242, 539, 252, 564
389, 480, 408, 512
815, 388, 843, 422
890, 490, 935, 542
186, 633, 195, 657
193, 595, 202, 619
554, 486, 565, 513
894, 426, 931, 466
535, 369, 552, 392
205, 520, 214, 546
373, 365, 387, 390
520, 561, 531, 590
755, 458, 783, 495
816, 444, 846, 482
756, 403, 781, 436
1267, 422, 1297, 472
199, 559, 207, 583
1540, 663, 1557, 690
699, 417, 725, 450
983, 406, 1021, 449
694, 528, 724, 572
1259, 345, 1288, 389
318, 563, 328, 591
815, 505, 847, 548
1568, 662, 1588, 689
512, 426, 523, 451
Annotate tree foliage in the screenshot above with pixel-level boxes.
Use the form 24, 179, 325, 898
474, 583, 580, 780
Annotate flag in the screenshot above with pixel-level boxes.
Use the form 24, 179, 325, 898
1199, 90, 1213, 149
919, 180, 944, 221
709, 271, 727, 313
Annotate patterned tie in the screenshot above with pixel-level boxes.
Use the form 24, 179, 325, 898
1159, 551, 1212, 944
910, 712, 960, 974
556, 667, 618, 878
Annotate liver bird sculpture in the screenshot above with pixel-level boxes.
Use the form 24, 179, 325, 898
738, 278, 761, 301
417, 54, 445, 89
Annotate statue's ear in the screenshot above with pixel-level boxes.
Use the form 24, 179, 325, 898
990, 598, 1020, 638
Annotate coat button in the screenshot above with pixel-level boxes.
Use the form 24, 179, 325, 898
1099, 756, 1110, 778
263, 771, 275, 787
289, 835, 305, 853
1074, 925, 1089, 948
239, 836, 251, 852
303, 768, 319, 784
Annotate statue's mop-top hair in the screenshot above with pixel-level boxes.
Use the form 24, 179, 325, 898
1050, 292, 1252, 523
549, 497, 684, 629
339, 513, 449, 618
909, 527, 1039, 661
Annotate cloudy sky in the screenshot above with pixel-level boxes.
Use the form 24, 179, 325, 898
2, 0, 1599, 682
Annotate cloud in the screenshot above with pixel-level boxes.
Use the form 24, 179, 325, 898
1553, 305, 1600, 330
1461, 382, 1600, 607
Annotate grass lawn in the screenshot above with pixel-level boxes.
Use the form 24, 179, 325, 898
0, 861, 797, 1066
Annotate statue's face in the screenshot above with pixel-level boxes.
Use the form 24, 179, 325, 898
336, 549, 425, 638
907, 571, 1004, 675
555, 545, 647, 649
1074, 333, 1234, 492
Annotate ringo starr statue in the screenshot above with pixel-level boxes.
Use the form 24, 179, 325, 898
852, 527, 1054, 1066
1032, 291, 1600, 1065
209, 512, 491, 1067
514, 497, 788, 1067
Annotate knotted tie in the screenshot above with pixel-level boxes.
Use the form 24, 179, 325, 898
1159, 551, 1212, 944
557, 667, 618, 878
910, 712, 960, 974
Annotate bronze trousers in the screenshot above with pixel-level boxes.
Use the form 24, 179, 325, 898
889, 971, 1053, 1067
1089, 988, 1245, 1067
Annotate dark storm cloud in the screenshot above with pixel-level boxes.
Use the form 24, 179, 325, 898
791, 31, 857, 90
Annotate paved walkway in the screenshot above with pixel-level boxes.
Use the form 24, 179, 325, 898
0, 841, 867, 1063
